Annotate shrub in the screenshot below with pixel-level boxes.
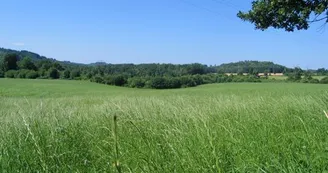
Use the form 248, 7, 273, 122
70, 70, 81, 79
0, 71, 4, 78
113, 75, 127, 86
232, 76, 245, 82
300, 78, 309, 83
192, 74, 204, 85
201, 74, 216, 84
5, 70, 18, 78
309, 78, 319, 84
91, 75, 104, 84
167, 77, 181, 89
320, 77, 328, 84
62, 70, 71, 79
180, 76, 196, 88
149, 77, 168, 89
48, 68, 60, 79
127, 78, 146, 88
17, 69, 30, 78
103, 75, 113, 85
85, 73, 93, 79
26, 71, 39, 79
38, 69, 47, 78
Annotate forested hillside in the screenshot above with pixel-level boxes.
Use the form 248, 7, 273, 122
1, 47, 328, 88
216, 61, 287, 73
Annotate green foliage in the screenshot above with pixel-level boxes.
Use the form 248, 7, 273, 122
217, 61, 286, 73
3, 53, 18, 71
85, 72, 93, 79
17, 69, 30, 78
149, 77, 168, 89
91, 75, 104, 84
5, 70, 18, 78
317, 68, 328, 76
309, 78, 320, 84
0, 56, 4, 72
112, 75, 127, 86
48, 68, 60, 79
26, 70, 39, 79
287, 67, 303, 82
37, 59, 53, 71
62, 70, 71, 79
300, 71, 314, 83
70, 69, 81, 79
52, 62, 64, 71
320, 76, 328, 84
0, 48, 327, 89
186, 63, 206, 75
0, 48, 47, 61
166, 77, 181, 88
127, 77, 146, 88
180, 76, 197, 88
238, 0, 328, 31
18, 57, 37, 70
0, 71, 4, 78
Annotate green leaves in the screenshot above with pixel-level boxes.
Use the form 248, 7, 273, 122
238, 0, 328, 31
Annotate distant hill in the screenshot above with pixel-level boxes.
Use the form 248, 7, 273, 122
0, 48, 84, 66
0, 48, 47, 61
89, 62, 108, 66
216, 61, 288, 73
0, 47, 290, 73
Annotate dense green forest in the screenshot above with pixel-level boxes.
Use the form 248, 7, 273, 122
217, 61, 286, 73
1, 48, 328, 89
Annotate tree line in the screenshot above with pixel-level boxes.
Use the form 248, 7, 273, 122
1, 52, 328, 89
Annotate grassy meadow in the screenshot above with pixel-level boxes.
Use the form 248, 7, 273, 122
1, 79, 328, 172
268, 75, 326, 80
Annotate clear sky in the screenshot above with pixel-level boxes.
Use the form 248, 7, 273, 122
0, 0, 327, 69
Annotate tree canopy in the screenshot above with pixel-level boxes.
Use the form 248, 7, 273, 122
238, 0, 328, 31
1, 48, 328, 88
3, 53, 18, 71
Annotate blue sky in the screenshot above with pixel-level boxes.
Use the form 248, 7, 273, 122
0, 0, 327, 68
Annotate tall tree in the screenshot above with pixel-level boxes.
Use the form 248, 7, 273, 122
18, 57, 37, 70
3, 53, 18, 71
48, 68, 60, 79
238, 0, 328, 31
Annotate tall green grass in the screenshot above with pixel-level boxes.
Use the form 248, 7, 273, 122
1, 79, 328, 172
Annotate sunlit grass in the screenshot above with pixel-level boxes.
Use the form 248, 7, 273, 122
1, 79, 328, 172
268, 75, 325, 80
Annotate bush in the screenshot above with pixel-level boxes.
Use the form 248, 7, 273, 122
180, 76, 196, 88
17, 69, 30, 78
127, 78, 146, 88
91, 75, 104, 84
113, 75, 127, 86
103, 75, 113, 85
85, 73, 93, 79
62, 70, 71, 79
201, 74, 216, 84
26, 71, 39, 79
232, 76, 245, 82
217, 75, 230, 83
70, 70, 81, 79
167, 77, 181, 88
309, 78, 319, 84
149, 77, 168, 89
0, 71, 4, 78
192, 74, 204, 85
320, 77, 328, 84
5, 70, 18, 78
300, 78, 309, 83
38, 69, 47, 78
48, 68, 60, 79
